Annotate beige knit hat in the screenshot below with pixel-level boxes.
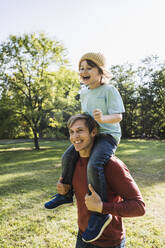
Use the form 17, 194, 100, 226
79, 52, 111, 78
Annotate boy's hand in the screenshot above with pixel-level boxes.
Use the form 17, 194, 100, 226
57, 177, 71, 195
93, 109, 103, 123
85, 184, 103, 213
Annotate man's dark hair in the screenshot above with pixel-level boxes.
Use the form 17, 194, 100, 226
67, 113, 99, 133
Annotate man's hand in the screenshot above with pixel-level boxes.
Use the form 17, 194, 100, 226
93, 109, 104, 123
85, 184, 103, 213
57, 177, 71, 195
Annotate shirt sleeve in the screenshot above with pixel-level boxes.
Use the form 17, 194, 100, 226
106, 86, 125, 114
80, 87, 88, 113
102, 157, 146, 217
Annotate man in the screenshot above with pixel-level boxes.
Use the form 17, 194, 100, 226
57, 113, 145, 248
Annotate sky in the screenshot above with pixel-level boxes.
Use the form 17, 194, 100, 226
1, 0, 165, 71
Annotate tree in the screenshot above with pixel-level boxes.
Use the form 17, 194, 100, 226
39, 66, 80, 138
136, 55, 165, 138
0, 32, 68, 149
110, 64, 138, 138
147, 68, 165, 138
0, 92, 19, 138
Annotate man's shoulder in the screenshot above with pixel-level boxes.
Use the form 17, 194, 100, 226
105, 156, 130, 180
106, 156, 128, 171
109, 155, 124, 164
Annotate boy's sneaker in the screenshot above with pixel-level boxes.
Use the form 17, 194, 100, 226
44, 194, 73, 209
82, 213, 112, 243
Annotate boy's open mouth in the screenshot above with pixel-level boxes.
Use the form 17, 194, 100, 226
83, 76, 90, 80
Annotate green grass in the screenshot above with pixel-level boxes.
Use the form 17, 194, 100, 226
0, 139, 165, 248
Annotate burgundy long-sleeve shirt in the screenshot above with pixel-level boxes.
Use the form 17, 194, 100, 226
72, 156, 145, 247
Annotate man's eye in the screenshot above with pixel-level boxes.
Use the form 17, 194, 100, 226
78, 129, 83, 132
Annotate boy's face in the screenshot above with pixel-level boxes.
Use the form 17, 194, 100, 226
79, 60, 102, 89
69, 119, 97, 157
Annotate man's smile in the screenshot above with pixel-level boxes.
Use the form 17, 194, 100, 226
74, 140, 81, 144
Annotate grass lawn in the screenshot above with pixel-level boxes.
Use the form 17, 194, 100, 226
0, 139, 165, 248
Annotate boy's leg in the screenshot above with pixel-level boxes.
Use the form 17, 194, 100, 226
82, 134, 117, 243
62, 144, 79, 184
87, 134, 117, 201
61, 144, 79, 199
44, 144, 79, 209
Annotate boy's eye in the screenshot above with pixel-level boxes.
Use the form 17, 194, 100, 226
80, 67, 92, 71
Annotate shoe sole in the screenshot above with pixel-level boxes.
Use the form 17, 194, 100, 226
82, 215, 112, 243
46, 202, 73, 210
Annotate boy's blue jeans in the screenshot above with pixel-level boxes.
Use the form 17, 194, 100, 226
76, 231, 125, 248
62, 134, 117, 201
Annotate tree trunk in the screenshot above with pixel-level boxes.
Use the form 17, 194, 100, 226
33, 130, 40, 150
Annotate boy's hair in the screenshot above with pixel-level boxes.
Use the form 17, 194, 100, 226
67, 113, 99, 133
86, 59, 104, 75
79, 52, 112, 79
83, 60, 109, 85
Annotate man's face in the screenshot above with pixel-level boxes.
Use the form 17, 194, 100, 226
69, 119, 97, 157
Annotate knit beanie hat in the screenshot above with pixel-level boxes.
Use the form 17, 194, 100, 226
79, 52, 111, 78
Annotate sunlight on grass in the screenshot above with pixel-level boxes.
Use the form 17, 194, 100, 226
0, 147, 34, 152
0, 139, 165, 247
0, 171, 36, 182
119, 149, 141, 154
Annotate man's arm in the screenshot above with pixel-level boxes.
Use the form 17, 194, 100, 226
85, 157, 145, 217
102, 157, 146, 217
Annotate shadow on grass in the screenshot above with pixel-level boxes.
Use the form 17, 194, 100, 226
0, 141, 70, 197
0, 139, 165, 198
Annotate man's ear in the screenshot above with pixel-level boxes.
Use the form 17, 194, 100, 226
91, 127, 98, 137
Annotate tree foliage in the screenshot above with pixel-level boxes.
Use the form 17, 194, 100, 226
0, 32, 165, 142
111, 64, 138, 138
111, 56, 165, 139
0, 32, 79, 148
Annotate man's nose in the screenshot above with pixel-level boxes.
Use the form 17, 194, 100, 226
73, 132, 79, 138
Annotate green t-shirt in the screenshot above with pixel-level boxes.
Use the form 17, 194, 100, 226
80, 84, 125, 144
